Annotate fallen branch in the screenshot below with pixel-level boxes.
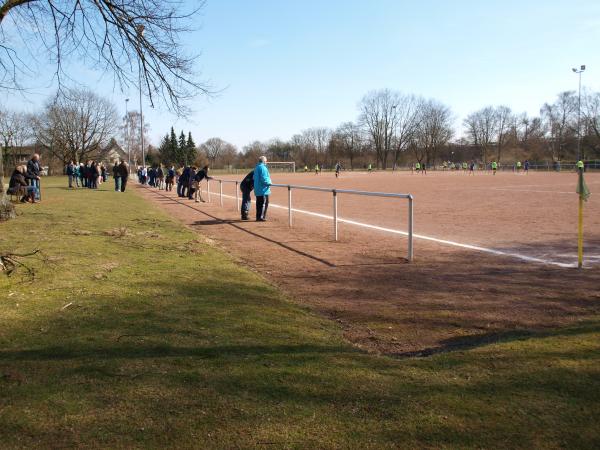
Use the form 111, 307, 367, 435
0, 249, 42, 281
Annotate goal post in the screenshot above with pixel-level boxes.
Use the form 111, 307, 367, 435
266, 161, 295, 173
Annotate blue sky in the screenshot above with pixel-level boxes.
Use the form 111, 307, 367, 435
3, 0, 600, 149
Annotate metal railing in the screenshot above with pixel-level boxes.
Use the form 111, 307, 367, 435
207, 179, 414, 262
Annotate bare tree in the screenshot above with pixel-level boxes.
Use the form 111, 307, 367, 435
463, 106, 498, 164
412, 99, 453, 166
200, 137, 236, 167
495, 106, 512, 162
120, 110, 149, 166
335, 122, 363, 169
34, 88, 119, 165
391, 94, 420, 167
359, 89, 402, 169
0, 0, 210, 113
540, 91, 577, 161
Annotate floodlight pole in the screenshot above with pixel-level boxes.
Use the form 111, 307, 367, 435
137, 25, 146, 169
572, 65, 586, 162
125, 98, 130, 169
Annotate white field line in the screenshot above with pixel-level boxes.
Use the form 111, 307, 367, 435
210, 190, 578, 268
486, 188, 575, 195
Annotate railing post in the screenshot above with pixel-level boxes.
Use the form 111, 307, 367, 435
207, 180, 211, 202
333, 190, 338, 241
235, 181, 240, 212
288, 185, 292, 227
408, 195, 414, 262
219, 180, 223, 206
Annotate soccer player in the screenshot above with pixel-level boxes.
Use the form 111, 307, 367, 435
516, 161, 522, 173
421, 161, 427, 175
335, 161, 342, 178
367, 163, 372, 173
524, 160, 530, 174
415, 162, 420, 173
491, 160, 498, 175
468, 161, 475, 175
315, 163, 320, 175
304, 165, 308, 172
462, 161, 468, 173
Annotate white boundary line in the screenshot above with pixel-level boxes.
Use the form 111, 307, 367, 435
212, 191, 578, 268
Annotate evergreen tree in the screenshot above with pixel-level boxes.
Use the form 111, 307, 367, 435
185, 131, 197, 165
169, 127, 179, 165
158, 133, 171, 164
178, 130, 187, 165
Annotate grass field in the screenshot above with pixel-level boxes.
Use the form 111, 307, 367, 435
1, 177, 599, 448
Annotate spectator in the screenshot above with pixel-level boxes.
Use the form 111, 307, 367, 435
178, 166, 190, 197
165, 166, 175, 192
66, 161, 75, 188
100, 163, 107, 183
239, 169, 254, 220
74, 162, 81, 187
113, 161, 122, 192
90, 161, 99, 189
157, 165, 165, 190
254, 156, 272, 222
191, 165, 213, 202
8, 165, 36, 203
118, 160, 130, 192
26, 153, 42, 200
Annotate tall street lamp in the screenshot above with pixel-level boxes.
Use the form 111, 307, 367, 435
572, 64, 586, 162
137, 25, 146, 168
125, 98, 130, 169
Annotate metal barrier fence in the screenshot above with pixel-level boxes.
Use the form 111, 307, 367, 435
207, 179, 414, 262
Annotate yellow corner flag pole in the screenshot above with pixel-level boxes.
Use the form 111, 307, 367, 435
578, 194, 584, 269
576, 161, 590, 269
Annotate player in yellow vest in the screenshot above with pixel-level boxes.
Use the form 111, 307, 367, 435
491, 161, 498, 175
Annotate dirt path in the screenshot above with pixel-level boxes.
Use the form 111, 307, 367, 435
136, 183, 600, 357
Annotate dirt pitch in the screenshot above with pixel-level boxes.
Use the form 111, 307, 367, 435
136, 170, 600, 356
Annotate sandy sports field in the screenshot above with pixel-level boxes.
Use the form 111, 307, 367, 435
214, 169, 600, 267
138, 169, 600, 356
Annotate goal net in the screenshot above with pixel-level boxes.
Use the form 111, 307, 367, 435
266, 161, 296, 173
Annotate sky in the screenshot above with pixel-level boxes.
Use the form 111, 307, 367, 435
2, 0, 600, 149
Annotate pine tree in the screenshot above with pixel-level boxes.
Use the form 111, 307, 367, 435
178, 130, 187, 165
186, 131, 197, 166
158, 134, 170, 164
169, 127, 179, 165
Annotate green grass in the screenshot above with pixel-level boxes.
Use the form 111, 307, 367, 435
0, 178, 599, 449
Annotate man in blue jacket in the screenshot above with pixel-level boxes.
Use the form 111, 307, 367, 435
254, 156, 272, 221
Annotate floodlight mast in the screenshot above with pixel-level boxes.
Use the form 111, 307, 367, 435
572, 65, 586, 162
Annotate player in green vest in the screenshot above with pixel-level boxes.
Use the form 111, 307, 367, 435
462, 162, 468, 172
491, 161, 498, 175
415, 162, 420, 173
315, 164, 320, 175
516, 161, 522, 173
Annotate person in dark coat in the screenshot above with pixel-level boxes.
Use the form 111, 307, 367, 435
112, 162, 122, 192
89, 161, 99, 189
178, 166, 190, 198
26, 153, 41, 200
239, 170, 254, 220
191, 165, 213, 202
8, 166, 36, 203
118, 161, 130, 192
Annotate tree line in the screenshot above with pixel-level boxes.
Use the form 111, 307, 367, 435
3, 87, 600, 177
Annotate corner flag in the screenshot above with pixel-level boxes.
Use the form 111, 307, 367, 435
576, 169, 591, 201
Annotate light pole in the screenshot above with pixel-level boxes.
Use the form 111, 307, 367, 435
125, 98, 130, 169
137, 25, 145, 168
572, 64, 586, 162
